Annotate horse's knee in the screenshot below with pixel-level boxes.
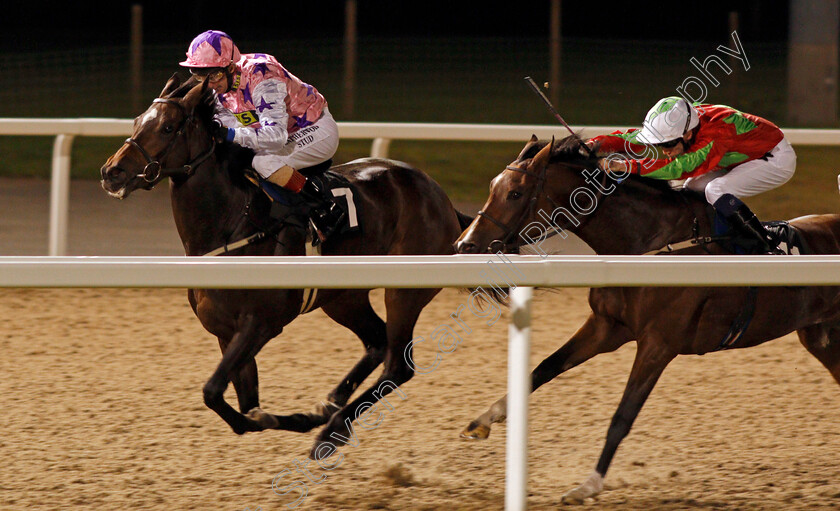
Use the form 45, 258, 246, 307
203, 380, 226, 407
384, 351, 415, 383
377, 370, 413, 400
369, 346, 386, 363
399, 366, 415, 384
384, 364, 414, 386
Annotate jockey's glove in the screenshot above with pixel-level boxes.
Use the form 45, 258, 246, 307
211, 121, 234, 144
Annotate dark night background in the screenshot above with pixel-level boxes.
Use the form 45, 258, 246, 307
0, 1, 788, 51
0, 0, 827, 186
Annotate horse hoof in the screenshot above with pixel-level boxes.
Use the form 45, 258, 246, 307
246, 407, 280, 429
313, 400, 340, 417
309, 439, 341, 461
561, 472, 604, 505
560, 489, 586, 505
460, 421, 491, 440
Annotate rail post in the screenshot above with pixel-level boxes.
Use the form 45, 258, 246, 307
49, 134, 75, 256
371, 137, 391, 158
505, 285, 533, 510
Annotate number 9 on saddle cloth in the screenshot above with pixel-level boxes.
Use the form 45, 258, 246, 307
243, 160, 361, 242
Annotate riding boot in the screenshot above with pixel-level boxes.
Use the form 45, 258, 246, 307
299, 177, 345, 245
713, 194, 781, 254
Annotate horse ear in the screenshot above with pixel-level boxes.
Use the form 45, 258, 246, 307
516, 134, 542, 160
182, 79, 210, 112
530, 136, 554, 170
159, 73, 183, 98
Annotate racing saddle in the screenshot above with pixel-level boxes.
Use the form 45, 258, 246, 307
711, 208, 809, 255
244, 160, 362, 245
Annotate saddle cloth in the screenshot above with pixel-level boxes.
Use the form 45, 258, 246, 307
245, 166, 362, 238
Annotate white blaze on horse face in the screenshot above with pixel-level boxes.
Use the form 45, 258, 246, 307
140, 106, 160, 129
490, 173, 502, 192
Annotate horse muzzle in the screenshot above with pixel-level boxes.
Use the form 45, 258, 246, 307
455, 240, 480, 254
455, 239, 520, 255
100, 164, 148, 198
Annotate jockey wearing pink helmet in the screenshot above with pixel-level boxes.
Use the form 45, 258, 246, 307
180, 30, 343, 244
180, 29, 241, 68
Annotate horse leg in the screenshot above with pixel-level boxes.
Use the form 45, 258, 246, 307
317, 293, 388, 412
247, 291, 387, 433
562, 340, 676, 504
217, 336, 260, 413
461, 314, 634, 439
797, 322, 840, 384
308, 287, 440, 458
203, 313, 277, 435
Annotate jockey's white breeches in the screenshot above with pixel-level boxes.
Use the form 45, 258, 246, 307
252, 107, 339, 179
684, 138, 796, 204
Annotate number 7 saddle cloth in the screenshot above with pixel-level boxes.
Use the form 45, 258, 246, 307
243, 162, 362, 239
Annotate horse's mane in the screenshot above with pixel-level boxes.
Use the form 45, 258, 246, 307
519, 135, 682, 197
164, 77, 256, 191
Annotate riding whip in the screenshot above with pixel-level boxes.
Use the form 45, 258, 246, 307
524, 76, 595, 158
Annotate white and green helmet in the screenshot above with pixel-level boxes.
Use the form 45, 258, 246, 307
635, 96, 699, 145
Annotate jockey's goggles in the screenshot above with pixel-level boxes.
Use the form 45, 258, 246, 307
656, 138, 682, 149
190, 68, 226, 83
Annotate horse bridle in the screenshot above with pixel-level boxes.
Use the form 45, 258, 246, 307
477, 156, 609, 253
477, 161, 551, 253
123, 98, 216, 184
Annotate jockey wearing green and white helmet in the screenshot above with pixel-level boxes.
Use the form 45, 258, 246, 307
588, 96, 796, 254
634, 96, 699, 146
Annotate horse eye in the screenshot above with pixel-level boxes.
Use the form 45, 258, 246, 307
507, 191, 523, 200
163, 125, 175, 134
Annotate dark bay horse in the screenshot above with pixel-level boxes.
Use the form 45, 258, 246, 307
101, 75, 473, 458
455, 135, 840, 503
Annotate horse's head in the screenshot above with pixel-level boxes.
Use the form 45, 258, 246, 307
455, 135, 602, 254
101, 74, 215, 199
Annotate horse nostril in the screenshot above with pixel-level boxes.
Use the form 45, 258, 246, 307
103, 166, 124, 181
456, 241, 478, 254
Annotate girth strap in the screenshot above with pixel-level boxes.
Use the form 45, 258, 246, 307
713, 287, 758, 351
202, 232, 266, 257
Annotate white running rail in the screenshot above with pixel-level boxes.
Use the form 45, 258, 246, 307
2, 254, 840, 288
1, 119, 839, 255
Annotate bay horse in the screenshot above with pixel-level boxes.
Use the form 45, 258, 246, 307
455, 135, 840, 503
100, 75, 475, 458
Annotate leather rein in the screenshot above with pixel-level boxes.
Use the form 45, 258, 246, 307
122, 98, 216, 184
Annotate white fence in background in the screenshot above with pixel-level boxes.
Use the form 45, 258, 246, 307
3, 253, 840, 511
1, 119, 840, 255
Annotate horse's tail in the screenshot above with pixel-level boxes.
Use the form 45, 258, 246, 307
455, 209, 475, 231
